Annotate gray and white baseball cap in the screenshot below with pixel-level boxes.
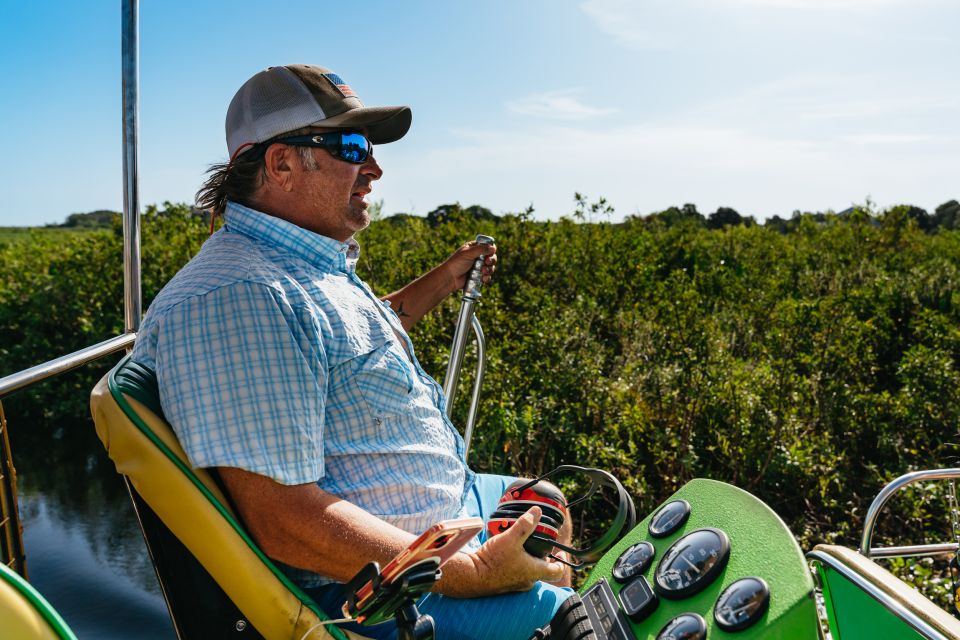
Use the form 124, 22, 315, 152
225, 64, 412, 160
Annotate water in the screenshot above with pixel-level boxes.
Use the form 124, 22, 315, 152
7, 389, 175, 639
19, 493, 174, 639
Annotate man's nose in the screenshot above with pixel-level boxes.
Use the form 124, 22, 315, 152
362, 153, 383, 181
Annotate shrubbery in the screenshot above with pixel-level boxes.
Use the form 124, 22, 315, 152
2, 200, 959, 559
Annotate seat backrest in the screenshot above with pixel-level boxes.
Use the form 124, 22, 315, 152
91, 355, 365, 640
0, 562, 77, 640
809, 544, 960, 640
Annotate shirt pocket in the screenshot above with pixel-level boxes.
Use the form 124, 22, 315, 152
353, 341, 415, 419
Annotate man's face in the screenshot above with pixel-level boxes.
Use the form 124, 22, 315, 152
287, 128, 383, 240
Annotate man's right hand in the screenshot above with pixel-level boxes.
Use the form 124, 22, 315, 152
439, 506, 566, 597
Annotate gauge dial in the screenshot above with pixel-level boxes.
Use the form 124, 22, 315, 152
654, 528, 731, 599
649, 500, 691, 538
715, 576, 770, 631
656, 613, 707, 640
613, 541, 656, 583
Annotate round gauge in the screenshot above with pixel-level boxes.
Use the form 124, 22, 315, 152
656, 613, 707, 640
613, 541, 656, 583
649, 500, 691, 538
715, 576, 770, 631
654, 527, 731, 599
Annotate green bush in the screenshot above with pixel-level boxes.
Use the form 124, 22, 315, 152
2, 201, 959, 556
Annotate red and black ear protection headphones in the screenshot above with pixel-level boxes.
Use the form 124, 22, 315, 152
486, 465, 636, 569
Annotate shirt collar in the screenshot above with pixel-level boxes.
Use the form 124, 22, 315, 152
224, 201, 360, 272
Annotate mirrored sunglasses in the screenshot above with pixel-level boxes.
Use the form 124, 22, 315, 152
274, 131, 372, 164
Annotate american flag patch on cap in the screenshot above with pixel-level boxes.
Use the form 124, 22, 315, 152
324, 73, 356, 98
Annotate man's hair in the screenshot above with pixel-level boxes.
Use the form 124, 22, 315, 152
196, 127, 320, 217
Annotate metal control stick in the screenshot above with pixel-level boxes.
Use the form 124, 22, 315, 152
443, 235, 494, 455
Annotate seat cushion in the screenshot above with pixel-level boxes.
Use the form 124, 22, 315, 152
91, 356, 370, 640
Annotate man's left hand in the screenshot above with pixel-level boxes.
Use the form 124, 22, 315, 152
444, 239, 497, 294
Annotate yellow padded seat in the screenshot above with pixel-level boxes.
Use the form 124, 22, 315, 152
90, 356, 369, 640
0, 562, 77, 640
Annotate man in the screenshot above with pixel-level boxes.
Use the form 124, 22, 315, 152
131, 64, 572, 639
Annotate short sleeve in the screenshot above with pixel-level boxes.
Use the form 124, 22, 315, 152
154, 281, 327, 485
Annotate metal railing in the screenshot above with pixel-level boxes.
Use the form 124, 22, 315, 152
860, 468, 960, 559
0, 334, 137, 400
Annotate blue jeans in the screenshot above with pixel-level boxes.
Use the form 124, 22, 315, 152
306, 474, 574, 640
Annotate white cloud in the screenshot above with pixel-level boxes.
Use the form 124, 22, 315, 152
507, 89, 618, 120
377, 116, 956, 221
579, 0, 944, 50
800, 95, 959, 121
843, 133, 944, 145
579, 0, 680, 50
668, 72, 960, 137
376, 70, 959, 221
730, 0, 904, 7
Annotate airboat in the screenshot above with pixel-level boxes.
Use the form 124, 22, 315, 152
2, 2, 959, 639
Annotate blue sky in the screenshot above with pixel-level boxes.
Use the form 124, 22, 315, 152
1, 0, 957, 226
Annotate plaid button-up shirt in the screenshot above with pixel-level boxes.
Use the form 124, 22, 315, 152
132, 202, 476, 584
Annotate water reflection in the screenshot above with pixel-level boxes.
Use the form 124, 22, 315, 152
9, 394, 174, 639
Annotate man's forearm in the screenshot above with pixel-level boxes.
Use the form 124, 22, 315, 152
384, 241, 496, 331
219, 467, 419, 583
383, 263, 456, 331
218, 467, 488, 594
217, 467, 560, 597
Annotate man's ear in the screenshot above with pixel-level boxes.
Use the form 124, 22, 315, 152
263, 144, 295, 192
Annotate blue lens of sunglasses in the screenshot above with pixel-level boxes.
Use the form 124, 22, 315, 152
336, 132, 370, 163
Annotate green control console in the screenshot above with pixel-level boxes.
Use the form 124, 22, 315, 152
579, 479, 819, 639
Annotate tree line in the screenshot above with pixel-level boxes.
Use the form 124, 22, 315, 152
2, 198, 959, 607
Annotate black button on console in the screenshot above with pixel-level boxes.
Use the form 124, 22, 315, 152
618, 575, 659, 623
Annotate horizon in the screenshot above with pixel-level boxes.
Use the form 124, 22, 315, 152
2, 1, 958, 226
13, 197, 959, 231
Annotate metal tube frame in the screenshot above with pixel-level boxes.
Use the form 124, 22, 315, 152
0, 334, 136, 399
442, 299, 478, 413
0, 402, 26, 575
122, 0, 142, 335
860, 468, 960, 557
442, 235, 494, 453
462, 315, 486, 456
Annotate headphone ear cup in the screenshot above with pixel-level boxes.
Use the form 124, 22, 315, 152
487, 508, 562, 560
486, 513, 516, 538
489, 508, 562, 534
504, 480, 568, 508
496, 499, 566, 526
